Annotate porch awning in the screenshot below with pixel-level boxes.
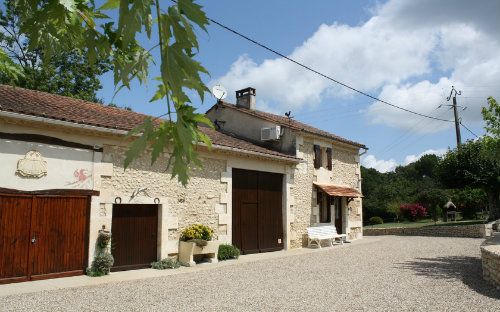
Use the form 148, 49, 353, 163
314, 183, 364, 198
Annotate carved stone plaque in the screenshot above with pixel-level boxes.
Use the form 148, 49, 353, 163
16, 150, 48, 178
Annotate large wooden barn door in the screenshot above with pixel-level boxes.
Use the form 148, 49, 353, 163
232, 169, 283, 254
0, 194, 89, 284
111, 204, 158, 271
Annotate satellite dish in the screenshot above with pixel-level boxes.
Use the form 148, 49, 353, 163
212, 85, 227, 101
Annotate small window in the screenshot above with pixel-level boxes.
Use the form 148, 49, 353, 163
318, 191, 331, 223
314, 144, 321, 169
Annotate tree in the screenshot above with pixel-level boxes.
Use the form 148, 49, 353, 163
0, 0, 111, 102
481, 96, 500, 160
482, 96, 500, 139
414, 188, 448, 221
437, 138, 500, 221
414, 154, 440, 180
5, 0, 213, 186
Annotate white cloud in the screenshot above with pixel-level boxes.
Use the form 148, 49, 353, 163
361, 154, 398, 173
367, 21, 500, 132
403, 148, 447, 165
212, 0, 500, 133
362, 148, 447, 172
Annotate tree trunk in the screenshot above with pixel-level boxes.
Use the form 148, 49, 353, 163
486, 188, 500, 221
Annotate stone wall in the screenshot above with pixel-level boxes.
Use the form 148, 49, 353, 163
99, 146, 228, 257
364, 224, 493, 238
481, 233, 500, 289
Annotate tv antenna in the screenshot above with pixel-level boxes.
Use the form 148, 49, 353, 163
212, 85, 227, 102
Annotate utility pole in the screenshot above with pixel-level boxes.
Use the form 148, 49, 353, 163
447, 86, 462, 148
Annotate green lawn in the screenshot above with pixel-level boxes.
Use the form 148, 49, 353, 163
364, 218, 485, 229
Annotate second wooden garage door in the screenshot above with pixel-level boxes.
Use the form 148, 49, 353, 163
232, 169, 283, 254
111, 204, 158, 271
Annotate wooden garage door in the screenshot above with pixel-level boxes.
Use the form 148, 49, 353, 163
0, 194, 89, 284
232, 169, 283, 254
111, 204, 158, 271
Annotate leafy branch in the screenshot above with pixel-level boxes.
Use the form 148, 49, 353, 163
11, 0, 213, 186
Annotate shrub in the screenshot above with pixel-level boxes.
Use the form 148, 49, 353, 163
88, 252, 114, 276
218, 244, 240, 260
87, 228, 114, 277
151, 258, 181, 270
398, 204, 428, 221
369, 216, 384, 224
181, 224, 214, 241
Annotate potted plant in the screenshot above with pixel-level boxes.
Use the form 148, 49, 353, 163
178, 224, 219, 266
86, 226, 114, 276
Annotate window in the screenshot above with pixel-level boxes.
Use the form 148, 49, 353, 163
317, 191, 331, 223
314, 145, 332, 170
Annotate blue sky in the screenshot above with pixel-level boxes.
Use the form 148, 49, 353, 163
97, 0, 500, 172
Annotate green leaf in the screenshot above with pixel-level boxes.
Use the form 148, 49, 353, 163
178, 0, 209, 32
123, 117, 154, 169
59, 0, 77, 13
99, 0, 121, 10
150, 122, 172, 165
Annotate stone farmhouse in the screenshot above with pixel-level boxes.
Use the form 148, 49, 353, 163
0, 84, 366, 284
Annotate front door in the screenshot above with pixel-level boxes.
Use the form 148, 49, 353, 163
232, 169, 283, 254
0, 194, 89, 284
111, 204, 158, 271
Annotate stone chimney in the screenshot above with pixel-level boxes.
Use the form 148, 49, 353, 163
236, 87, 256, 110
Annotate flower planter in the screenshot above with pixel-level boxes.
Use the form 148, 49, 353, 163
178, 240, 219, 267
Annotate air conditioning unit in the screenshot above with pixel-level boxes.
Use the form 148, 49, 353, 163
261, 126, 281, 141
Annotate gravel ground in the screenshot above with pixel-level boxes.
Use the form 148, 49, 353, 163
1, 236, 499, 312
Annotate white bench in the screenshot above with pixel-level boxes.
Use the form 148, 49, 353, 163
306, 225, 347, 248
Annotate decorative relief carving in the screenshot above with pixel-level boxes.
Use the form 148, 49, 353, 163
16, 150, 47, 178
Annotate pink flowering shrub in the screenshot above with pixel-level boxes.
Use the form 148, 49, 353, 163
398, 204, 428, 221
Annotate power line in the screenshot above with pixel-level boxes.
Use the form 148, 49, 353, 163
460, 122, 479, 138
377, 107, 450, 158
206, 16, 455, 123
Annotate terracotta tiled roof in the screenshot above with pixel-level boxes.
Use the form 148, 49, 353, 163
0, 85, 298, 161
0, 84, 158, 130
209, 102, 367, 149
314, 183, 364, 198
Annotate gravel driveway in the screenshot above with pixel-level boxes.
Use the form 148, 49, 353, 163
1, 236, 498, 311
